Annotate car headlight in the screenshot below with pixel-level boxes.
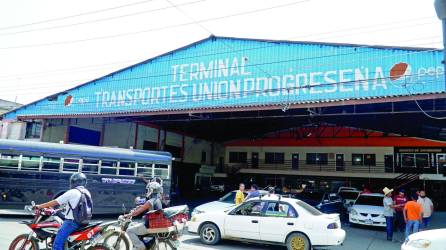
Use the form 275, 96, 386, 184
406, 239, 431, 248
350, 209, 358, 216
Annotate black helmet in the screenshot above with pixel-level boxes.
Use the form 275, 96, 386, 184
70, 173, 87, 188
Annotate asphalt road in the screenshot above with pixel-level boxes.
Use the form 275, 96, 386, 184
1, 213, 445, 250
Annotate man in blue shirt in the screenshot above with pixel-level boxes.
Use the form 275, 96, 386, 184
245, 184, 260, 200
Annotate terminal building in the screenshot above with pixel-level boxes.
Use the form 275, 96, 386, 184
3, 36, 446, 207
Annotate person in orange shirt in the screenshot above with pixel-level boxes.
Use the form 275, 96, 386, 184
404, 194, 423, 240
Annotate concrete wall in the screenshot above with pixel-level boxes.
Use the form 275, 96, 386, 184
135, 124, 224, 165
225, 146, 394, 164
103, 122, 136, 149
43, 119, 67, 143
0, 121, 26, 140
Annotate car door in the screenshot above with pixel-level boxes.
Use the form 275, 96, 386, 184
259, 201, 299, 243
224, 200, 266, 240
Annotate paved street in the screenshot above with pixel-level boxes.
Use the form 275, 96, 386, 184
1, 212, 445, 250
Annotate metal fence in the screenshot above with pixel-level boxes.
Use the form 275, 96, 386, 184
226, 159, 439, 174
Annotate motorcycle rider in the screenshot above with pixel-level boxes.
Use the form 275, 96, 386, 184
125, 178, 163, 250
34, 173, 91, 250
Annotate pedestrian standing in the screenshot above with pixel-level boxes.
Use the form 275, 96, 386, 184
383, 187, 396, 241
404, 195, 423, 239
235, 183, 245, 205
417, 190, 434, 230
245, 184, 260, 200
394, 189, 408, 232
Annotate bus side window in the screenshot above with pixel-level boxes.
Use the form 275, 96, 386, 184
82, 159, 99, 174
21, 155, 40, 170
154, 164, 169, 178
42, 157, 60, 172
118, 161, 136, 176
101, 160, 118, 175
63, 158, 80, 172
0, 153, 20, 169
137, 162, 153, 177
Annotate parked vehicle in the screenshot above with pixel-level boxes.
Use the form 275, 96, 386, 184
188, 196, 346, 250
103, 205, 189, 250
8, 202, 112, 250
191, 190, 268, 216
292, 190, 343, 214
338, 190, 361, 210
349, 193, 386, 227
401, 228, 446, 250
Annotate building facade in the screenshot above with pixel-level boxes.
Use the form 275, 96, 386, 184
3, 36, 446, 201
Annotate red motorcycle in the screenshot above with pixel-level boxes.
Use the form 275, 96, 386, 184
8, 202, 113, 250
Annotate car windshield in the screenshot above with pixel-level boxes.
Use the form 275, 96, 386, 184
219, 191, 236, 203
296, 200, 323, 215
355, 195, 383, 206
219, 191, 248, 203
339, 191, 360, 200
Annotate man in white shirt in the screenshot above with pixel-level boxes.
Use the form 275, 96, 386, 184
417, 190, 434, 230
35, 173, 91, 250
383, 187, 396, 241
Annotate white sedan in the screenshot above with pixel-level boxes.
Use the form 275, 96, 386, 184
188, 196, 346, 250
402, 229, 446, 250
349, 193, 386, 227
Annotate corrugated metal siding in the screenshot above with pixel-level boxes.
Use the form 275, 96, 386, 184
5, 37, 445, 119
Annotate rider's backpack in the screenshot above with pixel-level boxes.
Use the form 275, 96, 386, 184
68, 187, 93, 225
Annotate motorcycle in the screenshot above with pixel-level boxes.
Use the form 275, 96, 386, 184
8, 201, 113, 250
102, 205, 189, 250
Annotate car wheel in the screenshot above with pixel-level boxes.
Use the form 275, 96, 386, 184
286, 232, 310, 250
199, 223, 221, 245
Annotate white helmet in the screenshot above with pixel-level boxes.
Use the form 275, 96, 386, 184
146, 181, 162, 197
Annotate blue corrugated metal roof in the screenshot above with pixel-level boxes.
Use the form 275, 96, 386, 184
4, 35, 444, 119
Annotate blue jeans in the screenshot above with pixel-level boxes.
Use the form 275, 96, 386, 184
385, 216, 393, 240
53, 220, 80, 250
405, 220, 420, 239
422, 217, 431, 229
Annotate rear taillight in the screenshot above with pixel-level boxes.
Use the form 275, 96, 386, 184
327, 222, 338, 229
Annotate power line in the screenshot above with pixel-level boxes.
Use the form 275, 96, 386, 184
0, 0, 160, 31
0, 23, 439, 79
0, 42, 441, 101
0, 35, 436, 84
0, 40, 440, 94
0, 0, 209, 37
0, 0, 311, 50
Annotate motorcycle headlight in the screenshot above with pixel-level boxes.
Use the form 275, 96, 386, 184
406, 239, 431, 248
350, 209, 358, 216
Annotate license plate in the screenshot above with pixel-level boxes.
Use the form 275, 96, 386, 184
365, 219, 373, 225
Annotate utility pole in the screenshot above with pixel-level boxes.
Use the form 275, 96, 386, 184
434, 0, 446, 86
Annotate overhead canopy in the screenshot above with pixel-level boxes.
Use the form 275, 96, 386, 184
3, 36, 444, 120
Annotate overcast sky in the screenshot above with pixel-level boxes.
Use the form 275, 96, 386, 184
0, 0, 442, 104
